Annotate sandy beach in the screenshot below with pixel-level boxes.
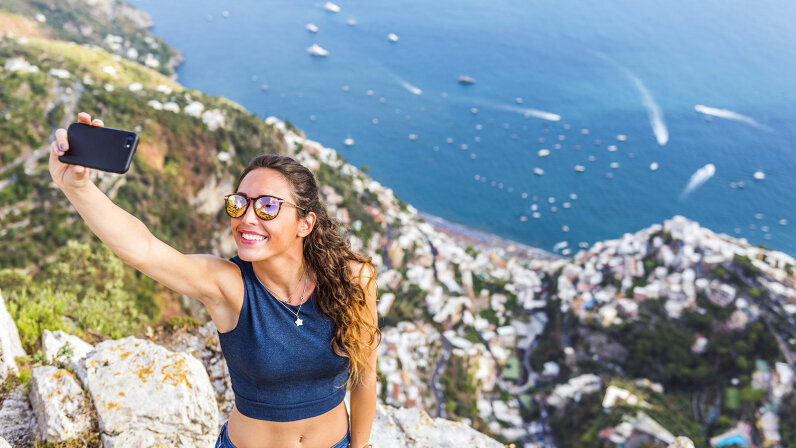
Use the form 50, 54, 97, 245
418, 212, 564, 262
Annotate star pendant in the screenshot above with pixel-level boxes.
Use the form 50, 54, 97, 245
295, 318, 303, 327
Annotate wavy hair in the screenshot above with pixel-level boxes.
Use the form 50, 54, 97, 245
235, 154, 380, 388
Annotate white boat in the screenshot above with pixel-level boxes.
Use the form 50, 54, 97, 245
260, 84, 269, 91
533, 168, 544, 176
574, 165, 585, 172
343, 137, 354, 146
470, 107, 479, 115
346, 18, 357, 26
753, 170, 765, 180
538, 149, 550, 157
387, 33, 399, 42
307, 44, 329, 57
306, 23, 319, 33
616, 134, 627, 142
324, 2, 340, 13
650, 162, 659, 171
457, 75, 476, 84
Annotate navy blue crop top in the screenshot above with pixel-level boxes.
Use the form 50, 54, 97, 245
218, 257, 350, 421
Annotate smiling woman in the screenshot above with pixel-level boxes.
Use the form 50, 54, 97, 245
49, 113, 380, 448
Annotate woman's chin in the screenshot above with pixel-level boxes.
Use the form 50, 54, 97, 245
236, 245, 266, 261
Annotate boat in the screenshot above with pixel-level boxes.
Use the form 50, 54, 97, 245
470, 107, 479, 115
306, 23, 319, 33
260, 84, 269, 91
307, 44, 329, 57
650, 162, 659, 171
753, 170, 765, 180
533, 168, 544, 176
574, 165, 585, 172
537, 149, 550, 157
346, 19, 357, 26
324, 2, 340, 13
616, 134, 627, 142
457, 75, 476, 84
387, 33, 399, 42
344, 137, 354, 147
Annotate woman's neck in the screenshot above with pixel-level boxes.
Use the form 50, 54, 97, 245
251, 254, 313, 303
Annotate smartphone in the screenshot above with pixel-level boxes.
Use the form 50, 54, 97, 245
59, 122, 139, 174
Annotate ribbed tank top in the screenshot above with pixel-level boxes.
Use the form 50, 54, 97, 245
218, 256, 350, 421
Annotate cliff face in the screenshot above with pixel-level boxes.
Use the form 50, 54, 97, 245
0, 294, 505, 448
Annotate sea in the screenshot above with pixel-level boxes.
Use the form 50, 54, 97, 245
129, 0, 796, 258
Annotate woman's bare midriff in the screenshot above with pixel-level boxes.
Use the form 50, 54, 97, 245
226, 400, 349, 448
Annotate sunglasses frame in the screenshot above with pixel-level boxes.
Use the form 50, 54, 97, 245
224, 193, 306, 221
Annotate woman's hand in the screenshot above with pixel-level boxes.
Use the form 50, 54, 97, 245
48, 112, 105, 191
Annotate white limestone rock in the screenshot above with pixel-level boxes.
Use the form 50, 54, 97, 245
0, 437, 10, 448
41, 330, 94, 365
0, 291, 26, 380
370, 403, 503, 448
29, 366, 91, 442
73, 337, 218, 447
158, 322, 234, 423
0, 385, 35, 447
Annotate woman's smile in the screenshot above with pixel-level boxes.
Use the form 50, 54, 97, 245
240, 230, 268, 245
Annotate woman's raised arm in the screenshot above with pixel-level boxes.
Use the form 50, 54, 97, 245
48, 112, 238, 308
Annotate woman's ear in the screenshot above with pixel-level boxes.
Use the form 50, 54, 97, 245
298, 212, 317, 238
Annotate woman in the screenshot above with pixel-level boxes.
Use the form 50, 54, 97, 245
49, 113, 380, 448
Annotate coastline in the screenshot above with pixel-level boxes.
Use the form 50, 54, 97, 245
418, 212, 565, 261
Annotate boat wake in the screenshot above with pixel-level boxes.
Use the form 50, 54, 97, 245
628, 72, 668, 146
694, 105, 773, 132
394, 77, 423, 95
680, 163, 715, 200
496, 104, 562, 122
465, 98, 561, 121
596, 53, 668, 146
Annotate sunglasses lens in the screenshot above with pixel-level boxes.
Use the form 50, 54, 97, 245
225, 195, 248, 218
254, 196, 280, 220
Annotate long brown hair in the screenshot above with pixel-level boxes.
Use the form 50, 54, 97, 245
235, 154, 380, 387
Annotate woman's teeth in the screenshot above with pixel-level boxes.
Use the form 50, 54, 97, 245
241, 233, 265, 241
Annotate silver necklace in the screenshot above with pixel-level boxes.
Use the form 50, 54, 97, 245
258, 268, 309, 327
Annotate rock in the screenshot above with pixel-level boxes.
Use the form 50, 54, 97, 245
369, 403, 503, 448
668, 436, 695, 448
74, 337, 218, 447
0, 437, 10, 448
0, 385, 35, 447
158, 323, 234, 423
0, 291, 26, 380
29, 366, 91, 442
41, 330, 94, 365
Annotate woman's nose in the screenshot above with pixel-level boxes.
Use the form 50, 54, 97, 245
242, 201, 260, 224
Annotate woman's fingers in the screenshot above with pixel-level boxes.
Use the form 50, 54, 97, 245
54, 128, 68, 156
77, 112, 92, 124
92, 118, 104, 127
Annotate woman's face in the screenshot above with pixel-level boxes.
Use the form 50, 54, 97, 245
231, 168, 309, 262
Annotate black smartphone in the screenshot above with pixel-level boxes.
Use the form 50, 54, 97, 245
59, 122, 139, 174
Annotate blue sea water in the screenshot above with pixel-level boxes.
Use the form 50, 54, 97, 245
129, 0, 796, 257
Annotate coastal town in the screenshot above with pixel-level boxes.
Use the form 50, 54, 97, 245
276, 119, 796, 447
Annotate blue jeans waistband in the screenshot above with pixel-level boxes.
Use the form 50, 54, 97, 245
215, 421, 350, 448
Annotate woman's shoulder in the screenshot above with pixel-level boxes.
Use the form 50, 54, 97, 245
347, 258, 376, 282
